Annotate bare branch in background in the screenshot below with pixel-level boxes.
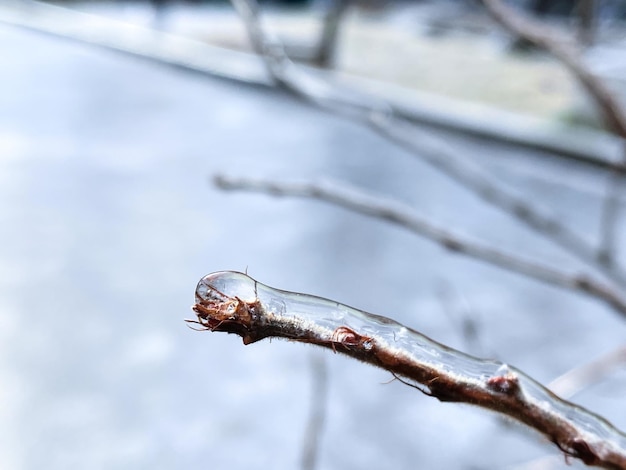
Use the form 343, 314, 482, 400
549, 346, 626, 399
214, 174, 626, 318
575, 0, 597, 46
598, 172, 624, 267
368, 117, 626, 288
227, 0, 626, 289
190, 271, 626, 469
480, 0, 626, 268
480, 0, 626, 140
229, 0, 296, 91
312, 0, 349, 68
301, 353, 328, 470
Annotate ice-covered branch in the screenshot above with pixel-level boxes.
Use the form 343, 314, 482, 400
189, 271, 626, 469
214, 174, 626, 318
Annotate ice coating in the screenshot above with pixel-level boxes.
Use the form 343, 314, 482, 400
197, 271, 504, 379
196, 271, 258, 303
193, 271, 626, 464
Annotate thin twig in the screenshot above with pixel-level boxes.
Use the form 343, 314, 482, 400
301, 353, 328, 470
229, 0, 301, 93
368, 117, 626, 288
214, 174, 626, 318
227, 0, 626, 288
312, 0, 349, 68
549, 346, 626, 399
190, 271, 626, 469
480, 0, 626, 140
598, 170, 624, 267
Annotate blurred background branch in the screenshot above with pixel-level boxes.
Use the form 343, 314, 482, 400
214, 174, 626, 318
228, 0, 626, 293
549, 345, 626, 399
481, 0, 626, 140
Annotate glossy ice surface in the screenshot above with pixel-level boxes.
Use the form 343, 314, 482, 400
195, 272, 626, 455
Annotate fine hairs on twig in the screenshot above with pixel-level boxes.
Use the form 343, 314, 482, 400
189, 271, 626, 469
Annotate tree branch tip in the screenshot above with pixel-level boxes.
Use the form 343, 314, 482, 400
212, 174, 230, 189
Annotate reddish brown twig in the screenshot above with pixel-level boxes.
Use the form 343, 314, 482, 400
190, 271, 626, 469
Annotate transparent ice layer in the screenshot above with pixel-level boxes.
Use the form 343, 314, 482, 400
195, 271, 626, 455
